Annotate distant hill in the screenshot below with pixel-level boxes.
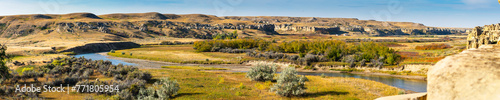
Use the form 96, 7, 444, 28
0, 12, 470, 40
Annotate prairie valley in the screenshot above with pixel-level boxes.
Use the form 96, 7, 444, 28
0, 0, 499, 100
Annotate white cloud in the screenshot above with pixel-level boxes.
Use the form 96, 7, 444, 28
460, 0, 496, 9
462, 0, 490, 5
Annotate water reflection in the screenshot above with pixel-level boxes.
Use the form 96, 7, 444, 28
297, 72, 427, 92
73, 53, 137, 66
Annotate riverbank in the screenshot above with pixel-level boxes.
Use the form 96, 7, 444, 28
95, 52, 427, 92
100, 52, 427, 81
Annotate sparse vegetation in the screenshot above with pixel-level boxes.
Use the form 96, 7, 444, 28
212, 30, 239, 40
415, 43, 452, 50
159, 41, 194, 45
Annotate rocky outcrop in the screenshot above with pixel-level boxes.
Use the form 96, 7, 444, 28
467, 24, 500, 49
427, 45, 500, 100
274, 24, 340, 34
60, 42, 140, 54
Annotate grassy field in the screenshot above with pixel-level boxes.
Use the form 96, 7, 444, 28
391, 41, 465, 65
107, 41, 464, 66
107, 45, 254, 64
144, 67, 402, 100
27, 66, 402, 100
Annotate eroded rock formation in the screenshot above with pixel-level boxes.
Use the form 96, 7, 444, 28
0, 12, 469, 39
467, 24, 500, 49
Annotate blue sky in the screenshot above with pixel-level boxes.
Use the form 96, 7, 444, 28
0, 0, 499, 28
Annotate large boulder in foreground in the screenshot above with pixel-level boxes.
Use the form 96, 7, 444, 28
428, 45, 500, 100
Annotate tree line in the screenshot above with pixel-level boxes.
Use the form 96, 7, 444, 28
194, 39, 401, 66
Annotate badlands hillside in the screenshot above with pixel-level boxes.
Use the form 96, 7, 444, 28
0, 12, 468, 53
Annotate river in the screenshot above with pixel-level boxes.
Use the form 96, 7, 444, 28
73, 53, 427, 92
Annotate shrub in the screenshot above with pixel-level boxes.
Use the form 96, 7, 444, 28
159, 41, 194, 45
270, 67, 308, 97
137, 87, 156, 99
212, 31, 238, 40
118, 90, 133, 100
304, 54, 318, 63
155, 77, 180, 99
110, 50, 115, 53
246, 63, 277, 81
359, 59, 367, 67
63, 76, 80, 85
193, 39, 269, 52
299, 52, 306, 58
343, 55, 356, 68
126, 70, 152, 81
0, 85, 15, 96
44, 78, 63, 86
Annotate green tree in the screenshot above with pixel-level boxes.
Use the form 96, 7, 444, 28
0, 45, 10, 83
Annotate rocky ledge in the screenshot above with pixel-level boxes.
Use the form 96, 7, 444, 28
427, 45, 500, 100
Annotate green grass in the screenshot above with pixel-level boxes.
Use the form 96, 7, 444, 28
14, 65, 35, 75
61, 51, 77, 55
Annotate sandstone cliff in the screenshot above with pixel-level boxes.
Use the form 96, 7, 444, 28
427, 45, 500, 100
467, 23, 500, 49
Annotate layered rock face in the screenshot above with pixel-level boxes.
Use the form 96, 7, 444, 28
0, 12, 469, 39
428, 45, 500, 100
274, 24, 340, 34
467, 24, 500, 49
